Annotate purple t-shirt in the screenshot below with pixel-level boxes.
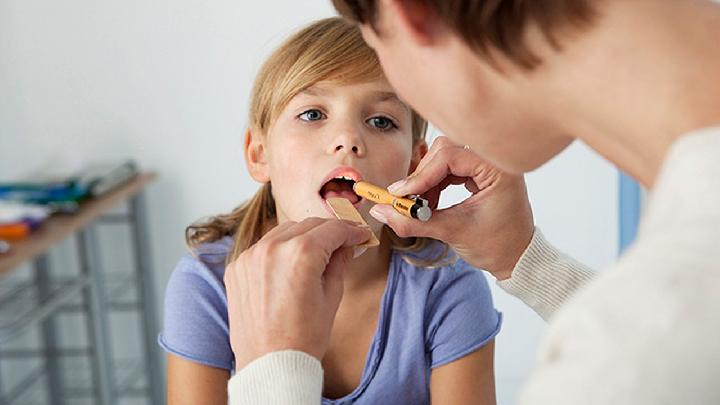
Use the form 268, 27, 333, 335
159, 236, 502, 404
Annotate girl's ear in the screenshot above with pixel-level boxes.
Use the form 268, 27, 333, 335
408, 141, 428, 174
244, 128, 270, 183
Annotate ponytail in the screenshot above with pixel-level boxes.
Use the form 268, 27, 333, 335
185, 183, 276, 264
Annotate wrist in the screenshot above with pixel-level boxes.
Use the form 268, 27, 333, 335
492, 264, 515, 281
229, 351, 324, 403
235, 349, 320, 373
491, 226, 535, 281
233, 342, 324, 373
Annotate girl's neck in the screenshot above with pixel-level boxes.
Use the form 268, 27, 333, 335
342, 229, 393, 293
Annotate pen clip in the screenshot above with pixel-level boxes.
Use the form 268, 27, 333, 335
409, 196, 429, 207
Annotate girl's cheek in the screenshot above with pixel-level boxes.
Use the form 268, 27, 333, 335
272, 139, 302, 165
377, 146, 412, 180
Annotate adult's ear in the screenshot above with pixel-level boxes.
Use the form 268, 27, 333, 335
408, 140, 428, 174
379, 0, 446, 46
244, 128, 270, 183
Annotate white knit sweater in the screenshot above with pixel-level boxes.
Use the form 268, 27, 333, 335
227, 127, 720, 404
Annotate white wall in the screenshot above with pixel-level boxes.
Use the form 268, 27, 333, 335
0, 1, 618, 404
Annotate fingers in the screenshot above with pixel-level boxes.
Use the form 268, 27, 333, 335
369, 204, 440, 240
255, 219, 296, 243
269, 217, 324, 242
412, 136, 456, 174
388, 137, 454, 195
260, 218, 372, 283
223, 217, 370, 369
388, 138, 486, 198
271, 217, 369, 245
299, 218, 373, 254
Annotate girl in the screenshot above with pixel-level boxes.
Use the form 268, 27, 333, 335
159, 17, 501, 405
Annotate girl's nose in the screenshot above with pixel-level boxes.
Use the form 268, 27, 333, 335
328, 131, 366, 157
334, 143, 360, 154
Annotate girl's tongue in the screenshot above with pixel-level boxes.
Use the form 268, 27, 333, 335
321, 180, 360, 204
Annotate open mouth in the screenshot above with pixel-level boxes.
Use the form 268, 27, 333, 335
319, 176, 361, 204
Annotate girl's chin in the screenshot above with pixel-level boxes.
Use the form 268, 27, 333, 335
280, 202, 376, 225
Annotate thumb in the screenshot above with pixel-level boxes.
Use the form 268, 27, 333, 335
369, 204, 440, 239
323, 246, 351, 311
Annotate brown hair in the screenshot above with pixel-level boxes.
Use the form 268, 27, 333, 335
186, 17, 446, 266
332, 0, 598, 69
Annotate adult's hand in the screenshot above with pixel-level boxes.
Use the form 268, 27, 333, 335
224, 218, 372, 372
369, 136, 534, 280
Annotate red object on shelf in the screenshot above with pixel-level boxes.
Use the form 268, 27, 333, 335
0, 222, 31, 241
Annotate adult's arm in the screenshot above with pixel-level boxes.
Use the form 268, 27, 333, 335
497, 229, 595, 321
223, 218, 371, 405
370, 137, 595, 320
228, 351, 322, 405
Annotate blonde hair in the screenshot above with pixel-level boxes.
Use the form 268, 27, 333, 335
186, 17, 448, 266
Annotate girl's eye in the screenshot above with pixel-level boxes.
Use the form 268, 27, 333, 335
367, 116, 397, 131
298, 109, 326, 122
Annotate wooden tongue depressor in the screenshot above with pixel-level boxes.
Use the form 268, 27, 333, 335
326, 197, 380, 248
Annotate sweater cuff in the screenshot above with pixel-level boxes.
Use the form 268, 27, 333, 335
228, 350, 323, 405
497, 228, 595, 321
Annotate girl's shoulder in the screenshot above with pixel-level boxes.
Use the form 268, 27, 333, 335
161, 236, 234, 371
189, 235, 234, 264
393, 240, 486, 285
391, 241, 495, 314
390, 241, 502, 369
171, 236, 234, 286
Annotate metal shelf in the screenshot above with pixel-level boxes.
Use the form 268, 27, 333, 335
0, 270, 141, 343
2, 365, 47, 405
0, 183, 164, 405
0, 273, 151, 405
4, 368, 48, 405
1, 358, 149, 405
63, 358, 149, 400
0, 276, 90, 345
56, 273, 141, 313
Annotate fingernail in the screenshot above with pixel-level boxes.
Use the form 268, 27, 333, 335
387, 180, 406, 195
353, 247, 368, 258
369, 206, 388, 224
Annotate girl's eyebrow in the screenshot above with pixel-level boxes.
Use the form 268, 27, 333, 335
373, 91, 410, 112
295, 87, 410, 113
298, 87, 328, 97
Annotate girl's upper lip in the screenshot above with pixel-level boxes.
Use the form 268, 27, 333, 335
319, 166, 364, 190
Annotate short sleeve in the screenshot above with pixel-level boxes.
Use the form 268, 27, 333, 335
158, 255, 233, 371
425, 262, 502, 368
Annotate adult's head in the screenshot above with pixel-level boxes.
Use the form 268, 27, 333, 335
333, 0, 720, 185
332, 0, 599, 173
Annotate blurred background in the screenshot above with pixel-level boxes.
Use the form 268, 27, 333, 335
0, 1, 619, 404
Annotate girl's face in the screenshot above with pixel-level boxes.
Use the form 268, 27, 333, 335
246, 80, 425, 234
